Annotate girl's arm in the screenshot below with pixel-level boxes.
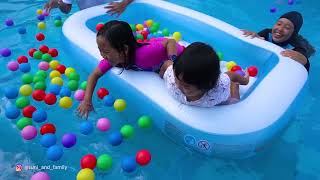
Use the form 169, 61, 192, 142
159, 60, 173, 78
162, 38, 178, 57
225, 71, 249, 85
44, 0, 72, 14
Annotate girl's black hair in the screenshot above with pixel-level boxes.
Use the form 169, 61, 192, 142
97, 20, 144, 70
173, 42, 220, 92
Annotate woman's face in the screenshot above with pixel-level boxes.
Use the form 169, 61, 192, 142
97, 36, 126, 66
175, 74, 204, 99
272, 18, 294, 43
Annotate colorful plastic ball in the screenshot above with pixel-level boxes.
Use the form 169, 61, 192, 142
36, 70, 47, 79
18, 27, 27, 34
172, 32, 182, 41
136, 149, 151, 166
96, 118, 110, 132
74, 89, 85, 101
40, 133, 57, 148
80, 81, 87, 90
32, 89, 46, 101
162, 28, 170, 36
32, 109, 47, 123
21, 125, 37, 140
29, 48, 37, 57
145, 19, 153, 27
96, 23, 104, 32
97, 154, 112, 171
136, 24, 144, 31
5, 106, 20, 119
42, 53, 52, 62
48, 84, 61, 95
248, 66, 258, 77
65, 67, 75, 77
54, 16, 62, 20
59, 86, 71, 97
235, 70, 246, 77
270, 7, 277, 13
5, 19, 14, 26
108, 131, 123, 146
49, 70, 61, 79
36, 33, 45, 41
48, 48, 58, 57
56, 64, 66, 74
67, 80, 78, 91
16, 117, 32, 130
138, 115, 152, 128
103, 95, 115, 106
97, 88, 109, 99
129, 24, 136, 31
7, 61, 19, 71
49, 60, 59, 69
47, 145, 63, 161
39, 45, 49, 53
121, 156, 137, 173
40, 123, 56, 135
38, 22, 46, 30
42, 11, 49, 16
288, 0, 294, 5
231, 65, 242, 72
80, 121, 93, 135
16, 97, 30, 109
1, 48, 11, 57
38, 61, 49, 71
19, 63, 31, 73
44, 93, 57, 105
51, 77, 63, 86
217, 52, 224, 61
59, 97, 73, 109
81, 154, 97, 169
120, 125, 134, 139
34, 81, 46, 90
114, 99, 126, 112
54, 20, 63, 27
226, 61, 237, 71
17, 56, 28, 64
37, 14, 45, 21
4, 87, 19, 99
76, 168, 95, 180
36, 9, 43, 15
141, 31, 148, 39
68, 72, 80, 81
22, 74, 33, 83
31, 172, 50, 180
61, 133, 77, 148
22, 105, 36, 118
149, 26, 157, 33
33, 76, 44, 84
135, 33, 144, 40
19, 84, 32, 96
33, 51, 43, 60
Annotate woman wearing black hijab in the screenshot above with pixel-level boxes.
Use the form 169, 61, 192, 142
242, 11, 315, 72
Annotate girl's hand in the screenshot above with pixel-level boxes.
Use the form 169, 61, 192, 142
241, 30, 265, 40
44, 0, 60, 12
105, 1, 130, 17
77, 100, 94, 119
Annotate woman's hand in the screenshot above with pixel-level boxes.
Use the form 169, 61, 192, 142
241, 30, 265, 40
281, 50, 307, 65
105, 0, 132, 17
77, 100, 94, 119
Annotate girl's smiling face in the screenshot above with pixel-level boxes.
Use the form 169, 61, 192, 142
96, 36, 126, 66
272, 18, 295, 43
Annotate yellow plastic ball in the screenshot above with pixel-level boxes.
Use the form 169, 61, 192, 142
172, 32, 182, 42
59, 97, 73, 109
50, 60, 60, 70
36, 9, 43, 15
136, 24, 144, 31
114, 99, 126, 112
38, 22, 46, 30
145, 19, 153, 27
50, 70, 61, 79
226, 61, 237, 71
65, 67, 76, 77
76, 168, 95, 180
19, 85, 33, 96
51, 77, 63, 86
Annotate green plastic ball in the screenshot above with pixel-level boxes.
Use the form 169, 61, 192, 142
16, 117, 32, 130
80, 81, 87, 90
138, 115, 152, 128
217, 52, 224, 61
68, 72, 80, 81
34, 81, 46, 90
33, 76, 45, 83
97, 154, 112, 171
16, 97, 30, 109
42, 53, 52, 62
153, 22, 160, 29
162, 28, 170, 36
136, 33, 144, 40
54, 20, 62, 27
129, 24, 136, 32
120, 125, 134, 139
22, 73, 33, 84
33, 51, 43, 60
67, 80, 78, 91
36, 70, 47, 79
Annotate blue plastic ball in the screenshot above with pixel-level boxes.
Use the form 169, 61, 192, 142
48, 84, 61, 95
5, 106, 20, 119
108, 131, 123, 146
103, 95, 115, 106
18, 27, 26, 34
32, 109, 47, 123
47, 145, 63, 161
5, 19, 14, 26
80, 121, 93, 135
40, 133, 57, 148
54, 16, 62, 20
147, 34, 153, 39
4, 87, 19, 99
235, 70, 245, 77
61, 133, 77, 148
121, 156, 137, 173
1, 48, 11, 57
19, 63, 31, 73
59, 86, 71, 97
37, 14, 45, 21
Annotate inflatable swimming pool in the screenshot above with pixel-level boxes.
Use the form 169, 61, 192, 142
63, 0, 308, 159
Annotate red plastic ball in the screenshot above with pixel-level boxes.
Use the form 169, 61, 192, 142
97, 88, 109, 99
248, 66, 258, 77
32, 90, 46, 101
40, 123, 56, 135
17, 56, 28, 64
22, 105, 37, 118
28, 48, 37, 57
36, 33, 45, 41
141, 31, 148, 39
230, 65, 242, 72
56, 64, 66, 74
44, 93, 57, 105
80, 154, 97, 169
96, 23, 104, 32
39, 45, 49, 53
136, 149, 151, 166
48, 48, 58, 57
137, 39, 143, 43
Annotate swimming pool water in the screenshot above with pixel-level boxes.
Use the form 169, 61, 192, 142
0, 0, 320, 180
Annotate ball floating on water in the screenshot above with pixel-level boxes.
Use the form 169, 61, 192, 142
28, 48, 37, 57
61, 133, 77, 148
217, 52, 224, 61
16, 117, 32, 130
270, 7, 277, 13
31, 172, 50, 180
67, 80, 79, 91
121, 156, 137, 173
32, 89, 46, 101
96, 118, 111, 132
59, 86, 71, 97
48, 84, 61, 95
17, 56, 28, 64
172, 32, 182, 41
38, 22, 46, 30
40, 133, 57, 148
230, 65, 242, 72
33, 75, 45, 83
74, 89, 85, 101
36, 33, 45, 41
80, 81, 87, 90
39, 45, 49, 53
103, 95, 115, 106
65, 67, 75, 77
97, 88, 109, 99
1, 48, 11, 57
80, 154, 97, 169
136, 24, 144, 31
19, 63, 31, 73
226, 61, 237, 71
56, 64, 66, 74
36, 9, 43, 15
96, 23, 104, 32
162, 28, 170, 36
4, 87, 19, 99
136, 149, 152, 166
37, 14, 45, 21
145, 19, 153, 27
5, 19, 14, 26
18, 27, 26, 34
22, 105, 36, 118
42, 11, 49, 16
5, 106, 20, 119
38, 61, 49, 71
42, 53, 53, 62
68, 72, 80, 81
40, 123, 56, 135
141, 31, 148, 39
47, 145, 63, 161
33, 51, 43, 60
54, 20, 63, 27
114, 99, 126, 112
135, 33, 144, 40
51, 77, 63, 86
97, 154, 112, 171
32, 109, 47, 123
50, 70, 61, 78
22, 73, 33, 84
80, 121, 93, 135
19, 84, 32, 96
34, 81, 46, 90
59, 97, 73, 108
21, 125, 37, 140
76, 168, 95, 180
44, 93, 57, 105
7, 61, 19, 71
49, 60, 59, 69
16, 97, 30, 109
248, 66, 258, 77
120, 125, 134, 139
108, 131, 123, 146
48, 48, 58, 57
138, 115, 152, 128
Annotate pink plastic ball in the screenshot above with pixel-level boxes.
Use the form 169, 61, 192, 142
21, 125, 37, 140
7, 61, 19, 71
96, 118, 110, 132
42, 11, 49, 17
74, 89, 85, 101
31, 172, 50, 180
38, 61, 49, 71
